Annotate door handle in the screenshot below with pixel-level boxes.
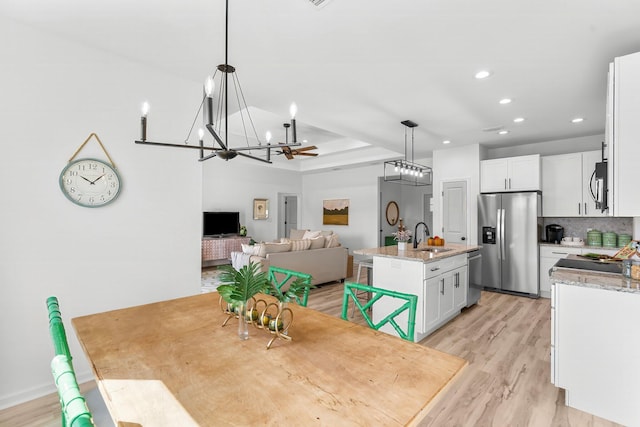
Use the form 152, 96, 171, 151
496, 209, 502, 261
578, 203, 581, 215
461, 236, 466, 241
455, 272, 459, 288
584, 202, 587, 215
440, 278, 445, 295
500, 209, 506, 261
508, 178, 511, 189
504, 178, 507, 189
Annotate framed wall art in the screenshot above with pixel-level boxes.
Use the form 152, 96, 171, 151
323, 199, 349, 225
253, 198, 269, 220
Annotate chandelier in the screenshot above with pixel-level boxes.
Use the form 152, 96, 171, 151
134, 0, 301, 164
383, 120, 432, 186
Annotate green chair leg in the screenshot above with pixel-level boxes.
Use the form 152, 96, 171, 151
341, 282, 417, 342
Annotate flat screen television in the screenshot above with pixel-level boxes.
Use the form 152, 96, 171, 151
203, 211, 240, 237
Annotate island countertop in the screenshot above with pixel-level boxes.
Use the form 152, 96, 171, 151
353, 243, 480, 263
551, 255, 640, 294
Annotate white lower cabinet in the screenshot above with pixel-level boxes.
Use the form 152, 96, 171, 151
539, 245, 620, 298
551, 281, 640, 426
373, 254, 468, 342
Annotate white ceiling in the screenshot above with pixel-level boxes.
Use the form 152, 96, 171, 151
3, 0, 640, 171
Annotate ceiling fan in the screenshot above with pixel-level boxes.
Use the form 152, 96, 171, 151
278, 144, 318, 160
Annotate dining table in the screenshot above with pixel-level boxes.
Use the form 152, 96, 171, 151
72, 292, 467, 426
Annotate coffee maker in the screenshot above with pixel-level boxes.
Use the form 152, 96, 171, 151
546, 224, 564, 244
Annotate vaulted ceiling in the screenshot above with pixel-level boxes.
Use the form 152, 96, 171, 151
3, 0, 640, 171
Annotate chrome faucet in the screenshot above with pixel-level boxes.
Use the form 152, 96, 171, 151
413, 222, 430, 249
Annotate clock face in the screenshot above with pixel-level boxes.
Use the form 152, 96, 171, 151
59, 158, 121, 207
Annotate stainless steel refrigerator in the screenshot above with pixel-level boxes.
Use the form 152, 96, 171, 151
478, 192, 542, 297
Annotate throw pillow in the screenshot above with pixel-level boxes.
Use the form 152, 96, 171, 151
308, 236, 325, 250
241, 244, 259, 255
320, 230, 333, 238
289, 229, 308, 240
302, 230, 321, 240
262, 242, 292, 256
290, 239, 312, 251
325, 234, 340, 248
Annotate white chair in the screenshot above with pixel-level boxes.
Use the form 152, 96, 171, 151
350, 258, 374, 317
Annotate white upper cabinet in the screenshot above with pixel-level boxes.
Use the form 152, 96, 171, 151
542, 150, 607, 217
480, 154, 540, 193
609, 51, 640, 216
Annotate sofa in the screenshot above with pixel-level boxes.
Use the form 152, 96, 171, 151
232, 229, 348, 286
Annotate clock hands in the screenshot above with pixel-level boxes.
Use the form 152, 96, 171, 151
90, 174, 106, 184
80, 174, 106, 185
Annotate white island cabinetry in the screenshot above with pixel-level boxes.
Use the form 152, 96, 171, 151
373, 254, 468, 342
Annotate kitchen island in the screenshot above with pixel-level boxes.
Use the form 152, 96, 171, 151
354, 243, 480, 342
550, 259, 640, 426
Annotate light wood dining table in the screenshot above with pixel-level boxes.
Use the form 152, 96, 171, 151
72, 293, 467, 426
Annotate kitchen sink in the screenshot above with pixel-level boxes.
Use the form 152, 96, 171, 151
416, 247, 453, 253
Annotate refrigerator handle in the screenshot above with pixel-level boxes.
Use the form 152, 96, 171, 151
500, 208, 506, 261
496, 209, 502, 260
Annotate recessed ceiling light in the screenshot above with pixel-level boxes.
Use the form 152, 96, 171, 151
571, 117, 584, 123
499, 98, 512, 105
513, 117, 525, 123
442, 140, 451, 144
498, 130, 509, 135
475, 70, 491, 79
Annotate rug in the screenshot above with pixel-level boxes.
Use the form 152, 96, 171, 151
201, 267, 225, 293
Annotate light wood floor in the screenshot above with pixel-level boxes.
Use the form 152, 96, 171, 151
1, 279, 622, 427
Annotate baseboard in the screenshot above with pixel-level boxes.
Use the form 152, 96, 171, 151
0, 380, 56, 411
0, 369, 94, 410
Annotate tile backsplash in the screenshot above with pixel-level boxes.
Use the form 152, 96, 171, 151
542, 217, 633, 241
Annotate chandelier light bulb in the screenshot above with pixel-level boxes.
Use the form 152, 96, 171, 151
198, 128, 205, 141
141, 101, 149, 117
204, 76, 215, 97
395, 164, 399, 172
419, 171, 424, 177
289, 103, 298, 119
265, 131, 272, 143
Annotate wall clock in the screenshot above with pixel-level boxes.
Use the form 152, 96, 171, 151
385, 201, 399, 226
59, 158, 121, 207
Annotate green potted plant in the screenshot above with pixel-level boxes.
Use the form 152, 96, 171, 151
217, 262, 269, 339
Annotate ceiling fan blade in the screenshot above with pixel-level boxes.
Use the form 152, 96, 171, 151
297, 152, 318, 156
295, 145, 318, 152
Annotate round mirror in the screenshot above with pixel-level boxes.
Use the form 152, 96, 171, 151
385, 201, 399, 226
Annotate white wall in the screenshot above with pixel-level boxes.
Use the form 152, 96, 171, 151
433, 144, 481, 245
302, 165, 382, 253
0, 17, 202, 408
202, 159, 302, 242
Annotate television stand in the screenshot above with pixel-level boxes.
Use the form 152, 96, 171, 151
202, 235, 251, 267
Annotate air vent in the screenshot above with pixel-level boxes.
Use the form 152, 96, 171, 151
308, 0, 333, 8
482, 126, 504, 132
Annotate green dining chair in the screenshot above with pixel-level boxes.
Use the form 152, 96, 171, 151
47, 296, 73, 363
51, 354, 95, 427
267, 266, 313, 306
341, 282, 417, 342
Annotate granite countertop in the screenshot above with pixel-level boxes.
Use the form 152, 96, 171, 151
353, 243, 480, 264
539, 242, 622, 252
551, 256, 640, 294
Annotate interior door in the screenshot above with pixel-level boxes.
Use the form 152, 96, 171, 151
284, 196, 297, 238
442, 180, 467, 243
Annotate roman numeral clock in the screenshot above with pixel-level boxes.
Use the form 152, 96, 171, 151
59, 133, 122, 208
